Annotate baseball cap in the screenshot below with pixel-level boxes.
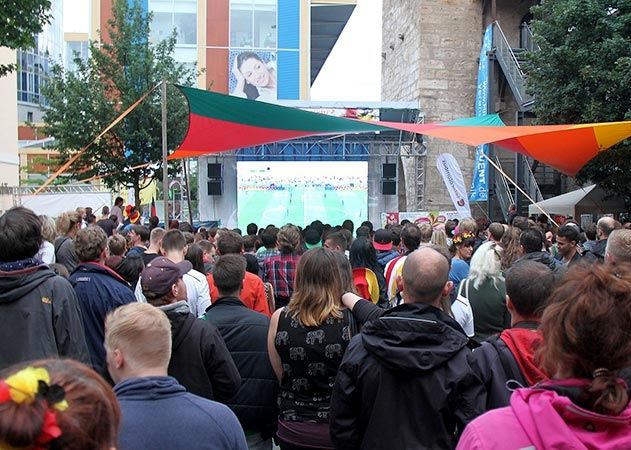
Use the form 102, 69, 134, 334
140, 257, 192, 299
373, 229, 394, 251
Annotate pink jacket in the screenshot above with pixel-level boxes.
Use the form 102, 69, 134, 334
457, 380, 631, 450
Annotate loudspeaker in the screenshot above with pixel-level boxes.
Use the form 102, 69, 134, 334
207, 163, 223, 178
207, 180, 223, 196
382, 180, 396, 195
382, 163, 396, 179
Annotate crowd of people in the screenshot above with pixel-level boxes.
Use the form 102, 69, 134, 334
2, 200, 631, 450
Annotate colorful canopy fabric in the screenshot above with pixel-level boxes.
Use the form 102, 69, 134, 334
171, 85, 631, 177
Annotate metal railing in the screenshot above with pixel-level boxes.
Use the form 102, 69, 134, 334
492, 21, 534, 110
523, 158, 544, 203
519, 22, 539, 52
494, 155, 515, 219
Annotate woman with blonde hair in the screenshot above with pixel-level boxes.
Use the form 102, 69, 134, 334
54, 211, 82, 273
460, 241, 509, 342
36, 214, 57, 264
430, 228, 449, 250
268, 247, 354, 450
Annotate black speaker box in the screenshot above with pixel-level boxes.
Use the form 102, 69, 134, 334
207, 180, 223, 196
207, 163, 223, 178
382, 163, 396, 179
382, 180, 396, 195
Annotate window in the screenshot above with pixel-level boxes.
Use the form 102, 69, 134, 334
230, 0, 277, 49
149, 0, 197, 45
27, 112, 34, 123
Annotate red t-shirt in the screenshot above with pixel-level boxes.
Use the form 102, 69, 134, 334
207, 271, 271, 317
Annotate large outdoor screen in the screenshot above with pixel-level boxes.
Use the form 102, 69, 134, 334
237, 161, 368, 228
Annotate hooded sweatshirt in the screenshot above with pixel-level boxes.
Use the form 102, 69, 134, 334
115, 376, 247, 450
330, 303, 483, 450
457, 380, 631, 450
467, 323, 548, 411
0, 264, 90, 369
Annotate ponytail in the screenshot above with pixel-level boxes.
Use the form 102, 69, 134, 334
581, 371, 629, 415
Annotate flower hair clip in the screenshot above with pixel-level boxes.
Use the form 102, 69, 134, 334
452, 232, 475, 246
0, 367, 68, 449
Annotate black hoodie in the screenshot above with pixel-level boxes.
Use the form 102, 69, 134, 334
330, 303, 483, 450
0, 265, 90, 369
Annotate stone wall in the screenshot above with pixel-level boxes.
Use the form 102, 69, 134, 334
382, 0, 484, 212
382, 0, 540, 214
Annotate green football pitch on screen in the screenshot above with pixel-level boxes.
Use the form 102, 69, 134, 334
237, 161, 368, 229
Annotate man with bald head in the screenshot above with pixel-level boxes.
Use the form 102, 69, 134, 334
605, 229, 631, 265
330, 246, 482, 449
585, 216, 619, 261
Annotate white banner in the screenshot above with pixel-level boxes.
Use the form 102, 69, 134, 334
436, 153, 472, 218
20, 192, 112, 218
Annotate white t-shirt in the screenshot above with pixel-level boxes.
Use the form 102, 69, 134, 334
36, 241, 56, 264
452, 279, 475, 338
135, 268, 211, 318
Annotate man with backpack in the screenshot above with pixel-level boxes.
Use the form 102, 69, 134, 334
467, 260, 555, 410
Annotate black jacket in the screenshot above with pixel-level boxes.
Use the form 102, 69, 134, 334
164, 305, 241, 402
583, 238, 607, 262
466, 322, 541, 411
513, 251, 567, 278
204, 296, 278, 434
330, 303, 483, 450
0, 265, 90, 370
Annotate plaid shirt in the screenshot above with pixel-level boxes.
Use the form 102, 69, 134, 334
257, 248, 280, 272
264, 252, 301, 299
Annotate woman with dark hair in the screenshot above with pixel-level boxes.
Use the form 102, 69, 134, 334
114, 253, 145, 287
185, 243, 206, 275
349, 237, 387, 306
449, 231, 475, 292
0, 358, 120, 450
232, 51, 277, 101
457, 263, 631, 449
267, 248, 354, 450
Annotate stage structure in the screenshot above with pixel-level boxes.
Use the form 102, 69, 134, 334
197, 101, 423, 228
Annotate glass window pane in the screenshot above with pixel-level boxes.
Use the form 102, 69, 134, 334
149, 0, 174, 13
173, 13, 197, 44
253, 7, 276, 48
150, 12, 173, 44
230, 2, 253, 48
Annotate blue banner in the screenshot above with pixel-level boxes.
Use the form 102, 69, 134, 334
469, 25, 493, 202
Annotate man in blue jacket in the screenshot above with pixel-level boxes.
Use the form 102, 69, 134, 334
204, 254, 278, 450
105, 302, 247, 450
68, 225, 135, 372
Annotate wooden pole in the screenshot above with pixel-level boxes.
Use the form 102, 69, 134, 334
161, 80, 169, 228
483, 153, 559, 227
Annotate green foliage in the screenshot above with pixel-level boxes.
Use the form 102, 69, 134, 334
42, 0, 194, 205
526, 0, 631, 206
0, 0, 51, 76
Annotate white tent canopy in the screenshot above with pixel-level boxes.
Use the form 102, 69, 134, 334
529, 185, 625, 217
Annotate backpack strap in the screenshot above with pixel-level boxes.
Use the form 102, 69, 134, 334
54, 236, 69, 255
488, 334, 521, 382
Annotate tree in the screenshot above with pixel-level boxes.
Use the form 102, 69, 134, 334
0, 0, 51, 76
526, 1, 631, 206
42, 0, 194, 206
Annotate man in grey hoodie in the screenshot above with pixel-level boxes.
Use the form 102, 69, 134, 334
0, 206, 89, 369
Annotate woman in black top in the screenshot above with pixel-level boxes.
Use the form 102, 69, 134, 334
268, 248, 354, 450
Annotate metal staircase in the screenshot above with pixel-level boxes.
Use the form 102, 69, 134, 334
489, 22, 546, 219
492, 21, 535, 112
